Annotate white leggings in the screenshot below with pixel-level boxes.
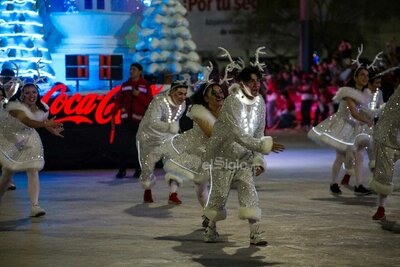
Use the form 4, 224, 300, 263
0, 167, 40, 206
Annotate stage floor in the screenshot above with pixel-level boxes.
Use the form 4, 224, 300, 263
1, 131, 399, 267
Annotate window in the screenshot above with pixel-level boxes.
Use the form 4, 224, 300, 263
97, 0, 105, 9
84, 0, 93, 9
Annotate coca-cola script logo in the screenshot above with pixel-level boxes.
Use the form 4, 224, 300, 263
41, 83, 166, 125
41, 83, 120, 124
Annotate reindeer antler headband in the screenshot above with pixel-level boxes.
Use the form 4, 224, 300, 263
194, 47, 243, 95
351, 44, 383, 71
33, 59, 46, 84
250, 46, 267, 72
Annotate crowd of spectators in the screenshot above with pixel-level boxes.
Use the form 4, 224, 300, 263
257, 39, 400, 132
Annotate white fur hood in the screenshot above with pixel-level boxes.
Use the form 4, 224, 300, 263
187, 104, 216, 125
333, 87, 369, 105
228, 83, 260, 105
6, 101, 49, 122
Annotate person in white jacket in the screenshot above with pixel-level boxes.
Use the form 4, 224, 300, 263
136, 81, 188, 204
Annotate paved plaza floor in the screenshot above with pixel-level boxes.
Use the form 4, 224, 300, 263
0, 132, 399, 267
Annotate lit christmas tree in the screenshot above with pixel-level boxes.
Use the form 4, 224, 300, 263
64, 0, 78, 13
0, 0, 55, 79
133, 0, 200, 76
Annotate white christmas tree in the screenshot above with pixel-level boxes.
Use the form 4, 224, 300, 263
133, 0, 200, 76
0, 0, 55, 79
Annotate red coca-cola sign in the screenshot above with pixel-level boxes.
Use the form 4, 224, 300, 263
41, 83, 166, 125
41, 83, 120, 124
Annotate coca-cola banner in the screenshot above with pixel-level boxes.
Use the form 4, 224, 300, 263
41, 84, 166, 125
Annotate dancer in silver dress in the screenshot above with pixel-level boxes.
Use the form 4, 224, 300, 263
137, 81, 188, 204
0, 68, 19, 191
308, 46, 376, 195
162, 62, 227, 227
340, 70, 386, 186
0, 83, 63, 217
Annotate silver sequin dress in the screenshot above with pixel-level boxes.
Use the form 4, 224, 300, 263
308, 86, 372, 153
369, 87, 400, 195
136, 92, 186, 189
162, 104, 216, 185
0, 101, 48, 171
203, 84, 273, 222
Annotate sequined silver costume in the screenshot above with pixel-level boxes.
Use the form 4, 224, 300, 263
203, 84, 273, 222
0, 101, 48, 171
361, 88, 386, 170
308, 86, 372, 152
369, 87, 400, 195
162, 104, 216, 184
136, 92, 186, 189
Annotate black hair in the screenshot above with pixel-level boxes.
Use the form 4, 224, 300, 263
368, 71, 382, 84
130, 62, 143, 71
9, 83, 48, 112
169, 81, 188, 92
190, 82, 220, 107
236, 66, 262, 83
0, 68, 15, 78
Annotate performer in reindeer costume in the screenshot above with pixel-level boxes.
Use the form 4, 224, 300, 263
137, 81, 188, 204
0, 68, 20, 191
0, 74, 63, 217
369, 81, 400, 221
202, 48, 285, 246
162, 58, 231, 227
340, 65, 388, 186
308, 45, 377, 195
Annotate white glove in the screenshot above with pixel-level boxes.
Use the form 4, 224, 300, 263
260, 136, 273, 154
169, 121, 180, 134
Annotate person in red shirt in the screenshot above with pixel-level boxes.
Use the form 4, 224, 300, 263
112, 63, 153, 178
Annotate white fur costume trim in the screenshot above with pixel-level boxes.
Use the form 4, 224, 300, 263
166, 95, 177, 107
7, 101, 49, 122
252, 155, 266, 170
238, 207, 261, 220
228, 83, 260, 105
333, 87, 369, 105
140, 174, 156, 189
164, 172, 183, 186
204, 207, 227, 222
369, 178, 394, 196
187, 104, 216, 125
260, 136, 273, 154
353, 133, 372, 151
0, 154, 44, 172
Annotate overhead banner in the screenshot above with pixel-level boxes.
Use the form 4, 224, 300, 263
182, 0, 257, 51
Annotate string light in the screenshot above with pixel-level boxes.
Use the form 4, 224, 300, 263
163, 97, 183, 123
241, 97, 260, 134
